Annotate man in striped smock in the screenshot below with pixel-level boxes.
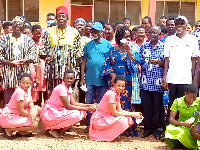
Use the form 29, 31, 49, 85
0, 16, 38, 106
42, 6, 82, 97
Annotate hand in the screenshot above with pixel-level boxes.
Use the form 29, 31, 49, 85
161, 78, 168, 90
46, 56, 54, 64
87, 105, 96, 113
149, 59, 159, 65
122, 41, 131, 51
183, 120, 194, 128
10, 60, 22, 66
35, 77, 40, 84
131, 112, 142, 118
80, 79, 85, 86
110, 73, 116, 87
197, 112, 200, 120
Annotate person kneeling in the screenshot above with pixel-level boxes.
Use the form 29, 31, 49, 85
165, 84, 200, 149
0, 73, 41, 139
40, 69, 96, 138
89, 75, 142, 141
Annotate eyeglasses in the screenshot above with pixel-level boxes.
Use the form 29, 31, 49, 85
175, 21, 185, 25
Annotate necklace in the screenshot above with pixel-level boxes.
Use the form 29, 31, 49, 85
56, 26, 67, 47
56, 26, 67, 39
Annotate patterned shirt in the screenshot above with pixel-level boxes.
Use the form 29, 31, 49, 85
0, 33, 38, 89
192, 29, 200, 50
42, 25, 82, 79
139, 41, 164, 92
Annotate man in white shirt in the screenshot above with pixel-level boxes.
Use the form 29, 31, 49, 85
162, 16, 200, 125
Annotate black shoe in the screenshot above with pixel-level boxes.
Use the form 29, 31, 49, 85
141, 132, 152, 138
160, 135, 165, 142
154, 134, 161, 140
16, 132, 33, 137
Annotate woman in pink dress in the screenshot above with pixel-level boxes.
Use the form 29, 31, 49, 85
0, 73, 41, 139
40, 69, 96, 138
89, 75, 142, 141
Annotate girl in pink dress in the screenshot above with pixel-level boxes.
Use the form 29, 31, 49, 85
40, 69, 96, 138
89, 75, 142, 141
0, 73, 41, 139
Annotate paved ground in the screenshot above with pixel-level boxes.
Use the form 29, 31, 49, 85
0, 121, 170, 150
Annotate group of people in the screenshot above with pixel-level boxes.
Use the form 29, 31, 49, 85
0, 4, 199, 149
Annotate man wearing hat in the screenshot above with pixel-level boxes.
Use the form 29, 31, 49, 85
0, 16, 38, 105
42, 6, 83, 97
162, 16, 200, 124
80, 22, 112, 132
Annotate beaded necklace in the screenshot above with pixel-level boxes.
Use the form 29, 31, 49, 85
56, 26, 67, 47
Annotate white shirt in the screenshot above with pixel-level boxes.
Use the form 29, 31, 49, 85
164, 33, 200, 84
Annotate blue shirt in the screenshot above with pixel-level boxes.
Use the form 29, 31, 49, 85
83, 38, 112, 86
139, 41, 164, 92
192, 29, 200, 50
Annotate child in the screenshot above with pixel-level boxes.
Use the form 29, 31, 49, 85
3, 22, 12, 34
23, 26, 32, 37
0, 73, 41, 139
30, 24, 46, 103
40, 69, 96, 138
89, 75, 142, 141
165, 84, 200, 149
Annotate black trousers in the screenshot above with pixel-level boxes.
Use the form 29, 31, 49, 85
140, 90, 164, 135
166, 83, 186, 125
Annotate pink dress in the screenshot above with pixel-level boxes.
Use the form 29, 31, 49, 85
40, 81, 86, 130
89, 88, 134, 141
0, 87, 32, 128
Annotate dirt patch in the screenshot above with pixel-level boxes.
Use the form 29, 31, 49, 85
0, 121, 170, 150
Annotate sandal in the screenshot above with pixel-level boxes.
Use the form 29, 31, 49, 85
2, 128, 17, 140
48, 129, 62, 138
57, 129, 65, 136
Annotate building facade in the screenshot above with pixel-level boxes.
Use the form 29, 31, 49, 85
0, 0, 199, 28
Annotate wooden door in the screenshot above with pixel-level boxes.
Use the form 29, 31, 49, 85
71, 5, 93, 26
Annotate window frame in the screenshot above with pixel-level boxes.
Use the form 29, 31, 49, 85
5, 0, 39, 22
93, 0, 142, 24
156, 0, 196, 24
156, 0, 196, 18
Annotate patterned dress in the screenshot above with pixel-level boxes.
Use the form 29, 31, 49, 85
42, 25, 82, 90
131, 44, 141, 104
102, 47, 139, 110
0, 33, 38, 89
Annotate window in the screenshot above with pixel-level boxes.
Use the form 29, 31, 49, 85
94, 0, 109, 22
94, 0, 141, 25
156, 1, 195, 24
0, 0, 39, 22
110, 0, 125, 23
126, 1, 141, 25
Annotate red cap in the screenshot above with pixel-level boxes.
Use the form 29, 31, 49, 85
56, 6, 68, 16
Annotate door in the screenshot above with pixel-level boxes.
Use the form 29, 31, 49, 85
71, 5, 93, 26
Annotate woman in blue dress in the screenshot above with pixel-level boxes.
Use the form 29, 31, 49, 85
101, 26, 140, 136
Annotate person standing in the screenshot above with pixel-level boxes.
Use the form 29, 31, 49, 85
162, 16, 200, 125
42, 6, 82, 97
80, 22, 112, 132
0, 16, 38, 106
140, 26, 165, 140
42, 13, 56, 37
